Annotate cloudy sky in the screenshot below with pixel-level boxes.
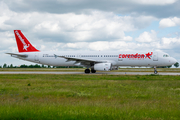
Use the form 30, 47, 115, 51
0, 0, 180, 66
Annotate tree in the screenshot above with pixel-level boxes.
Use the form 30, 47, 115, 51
10, 64, 13, 68
34, 64, 41, 68
20, 64, 28, 68
29, 65, 34, 68
167, 65, 172, 68
3, 63, 7, 68
174, 62, 179, 68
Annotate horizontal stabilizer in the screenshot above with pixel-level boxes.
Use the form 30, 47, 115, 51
6, 53, 28, 57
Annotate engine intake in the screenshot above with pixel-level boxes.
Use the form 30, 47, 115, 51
94, 63, 112, 71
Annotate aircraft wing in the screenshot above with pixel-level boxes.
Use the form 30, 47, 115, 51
6, 53, 28, 57
55, 54, 104, 67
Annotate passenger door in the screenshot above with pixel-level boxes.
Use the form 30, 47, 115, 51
153, 52, 158, 61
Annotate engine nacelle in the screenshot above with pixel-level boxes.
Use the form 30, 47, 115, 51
94, 63, 112, 71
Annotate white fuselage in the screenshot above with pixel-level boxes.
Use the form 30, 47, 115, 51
15, 51, 177, 68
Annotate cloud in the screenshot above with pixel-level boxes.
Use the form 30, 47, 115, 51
32, 11, 138, 42
133, 0, 177, 5
159, 17, 180, 28
0, 31, 16, 52
50, 40, 158, 52
161, 37, 180, 48
3, 0, 180, 18
135, 30, 158, 42
0, 2, 156, 44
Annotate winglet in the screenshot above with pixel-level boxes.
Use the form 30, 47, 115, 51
14, 30, 40, 52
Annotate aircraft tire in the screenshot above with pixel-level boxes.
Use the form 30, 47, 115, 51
91, 70, 96, 73
85, 69, 90, 73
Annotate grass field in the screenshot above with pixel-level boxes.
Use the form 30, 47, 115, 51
0, 74, 180, 119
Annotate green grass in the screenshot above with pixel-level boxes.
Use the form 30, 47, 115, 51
0, 74, 180, 119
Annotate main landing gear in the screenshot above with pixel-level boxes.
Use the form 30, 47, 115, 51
91, 69, 96, 73
154, 66, 158, 74
85, 69, 90, 73
84, 69, 96, 73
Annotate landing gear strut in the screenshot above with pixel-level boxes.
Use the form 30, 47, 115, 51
154, 66, 158, 74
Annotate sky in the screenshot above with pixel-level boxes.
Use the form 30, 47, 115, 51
0, 0, 180, 67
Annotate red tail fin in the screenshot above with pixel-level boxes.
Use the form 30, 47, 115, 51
14, 30, 39, 52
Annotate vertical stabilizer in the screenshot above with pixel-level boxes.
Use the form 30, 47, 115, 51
14, 30, 39, 52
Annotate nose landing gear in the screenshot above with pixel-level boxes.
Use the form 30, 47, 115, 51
154, 66, 158, 74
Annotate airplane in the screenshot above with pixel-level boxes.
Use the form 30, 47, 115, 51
6, 30, 177, 74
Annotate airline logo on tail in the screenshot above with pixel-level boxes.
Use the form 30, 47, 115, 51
14, 30, 39, 52
15, 30, 30, 51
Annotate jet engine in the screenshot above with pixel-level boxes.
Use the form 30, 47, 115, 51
94, 63, 112, 71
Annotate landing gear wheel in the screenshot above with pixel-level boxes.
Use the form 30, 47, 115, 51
85, 69, 90, 73
154, 70, 158, 74
91, 69, 96, 73
154, 66, 158, 74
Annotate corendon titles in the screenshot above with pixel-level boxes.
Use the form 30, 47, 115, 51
119, 52, 153, 60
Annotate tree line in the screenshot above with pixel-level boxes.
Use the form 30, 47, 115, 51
0, 63, 83, 68
0, 62, 179, 68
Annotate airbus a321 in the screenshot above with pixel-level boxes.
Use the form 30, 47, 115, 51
6, 30, 177, 74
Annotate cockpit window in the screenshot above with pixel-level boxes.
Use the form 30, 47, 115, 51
163, 54, 170, 57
